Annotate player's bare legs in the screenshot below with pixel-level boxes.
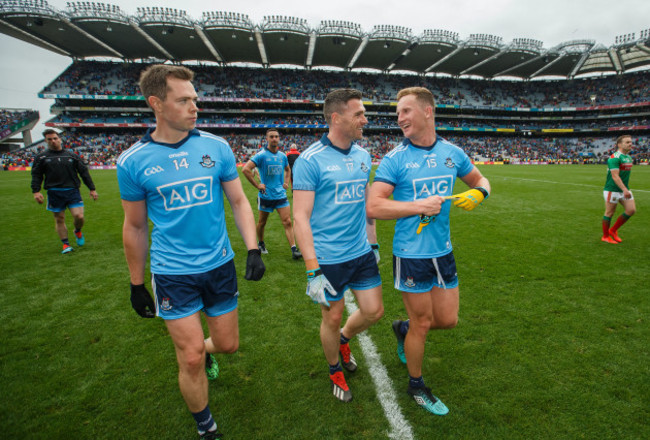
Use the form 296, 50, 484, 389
321, 299, 353, 401
341, 286, 383, 338
53, 211, 68, 240
605, 198, 636, 242
320, 299, 346, 365
621, 198, 636, 217
401, 286, 458, 378
604, 201, 618, 219
69, 206, 85, 232
256, 210, 270, 243
277, 205, 296, 247
204, 309, 239, 355
165, 313, 210, 413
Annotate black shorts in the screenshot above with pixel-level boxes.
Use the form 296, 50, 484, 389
47, 188, 83, 212
320, 250, 381, 301
393, 251, 458, 292
152, 259, 238, 320
257, 196, 289, 213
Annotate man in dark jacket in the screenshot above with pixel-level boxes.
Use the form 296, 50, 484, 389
31, 129, 98, 254
286, 143, 300, 188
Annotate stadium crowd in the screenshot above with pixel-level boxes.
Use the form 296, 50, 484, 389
2, 133, 648, 169
0, 109, 38, 134
48, 112, 650, 131
43, 61, 650, 108
7, 61, 644, 169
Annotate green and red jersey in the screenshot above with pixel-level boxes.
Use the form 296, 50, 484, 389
604, 151, 633, 192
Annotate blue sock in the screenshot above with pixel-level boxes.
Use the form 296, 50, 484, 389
192, 404, 217, 434
409, 375, 425, 389
400, 320, 410, 336
340, 332, 350, 345
329, 362, 342, 375
62, 238, 70, 245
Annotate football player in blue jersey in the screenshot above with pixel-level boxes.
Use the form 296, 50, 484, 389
293, 89, 384, 403
117, 65, 265, 440
242, 129, 302, 259
367, 87, 490, 416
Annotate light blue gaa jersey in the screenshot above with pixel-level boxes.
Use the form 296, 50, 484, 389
117, 129, 238, 275
374, 137, 474, 258
251, 147, 288, 200
293, 134, 373, 264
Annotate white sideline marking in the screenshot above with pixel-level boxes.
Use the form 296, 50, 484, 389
498, 176, 650, 193
344, 290, 415, 440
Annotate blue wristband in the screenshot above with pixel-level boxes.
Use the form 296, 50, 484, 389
306, 268, 322, 279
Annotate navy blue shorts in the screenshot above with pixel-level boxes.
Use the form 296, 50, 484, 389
393, 252, 458, 293
152, 259, 238, 320
47, 188, 83, 212
320, 250, 381, 302
258, 196, 289, 213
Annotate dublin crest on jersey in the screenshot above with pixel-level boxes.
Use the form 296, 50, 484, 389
445, 157, 455, 168
200, 155, 215, 168
360, 162, 369, 173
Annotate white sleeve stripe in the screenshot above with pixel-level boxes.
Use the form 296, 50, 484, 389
117, 141, 149, 166
301, 142, 327, 160
352, 144, 370, 156
385, 143, 408, 158
198, 130, 229, 145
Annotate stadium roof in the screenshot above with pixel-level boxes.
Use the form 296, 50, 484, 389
2, 0, 650, 79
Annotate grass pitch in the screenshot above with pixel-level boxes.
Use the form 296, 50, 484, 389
0, 165, 648, 439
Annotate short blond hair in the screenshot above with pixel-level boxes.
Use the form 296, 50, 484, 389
397, 87, 436, 112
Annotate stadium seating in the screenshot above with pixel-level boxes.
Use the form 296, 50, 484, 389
42, 61, 650, 106
0, 109, 38, 139
6, 61, 645, 167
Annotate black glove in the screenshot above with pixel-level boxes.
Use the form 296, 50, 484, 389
130, 283, 156, 318
245, 249, 265, 281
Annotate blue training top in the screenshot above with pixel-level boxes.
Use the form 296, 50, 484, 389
374, 136, 474, 258
117, 129, 239, 275
293, 134, 373, 265
250, 147, 288, 200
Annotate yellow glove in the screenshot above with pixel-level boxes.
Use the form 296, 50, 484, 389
447, 187, 489, 211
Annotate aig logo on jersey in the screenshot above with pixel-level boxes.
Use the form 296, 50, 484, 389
335, 179, 366, 204
412, 175, 453, 198
157, 176, 213, 211
267, 164, 283, 175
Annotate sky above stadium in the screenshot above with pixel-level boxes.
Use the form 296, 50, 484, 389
1, 0, 648, 139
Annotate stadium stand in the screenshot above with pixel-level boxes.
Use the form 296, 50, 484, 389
0, 108, 39, 151
1, 109, 36, 131
1, 2, 649, 167
28, 61, 649, 166
41, 61, 650, 106
2, 130, 648, 171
